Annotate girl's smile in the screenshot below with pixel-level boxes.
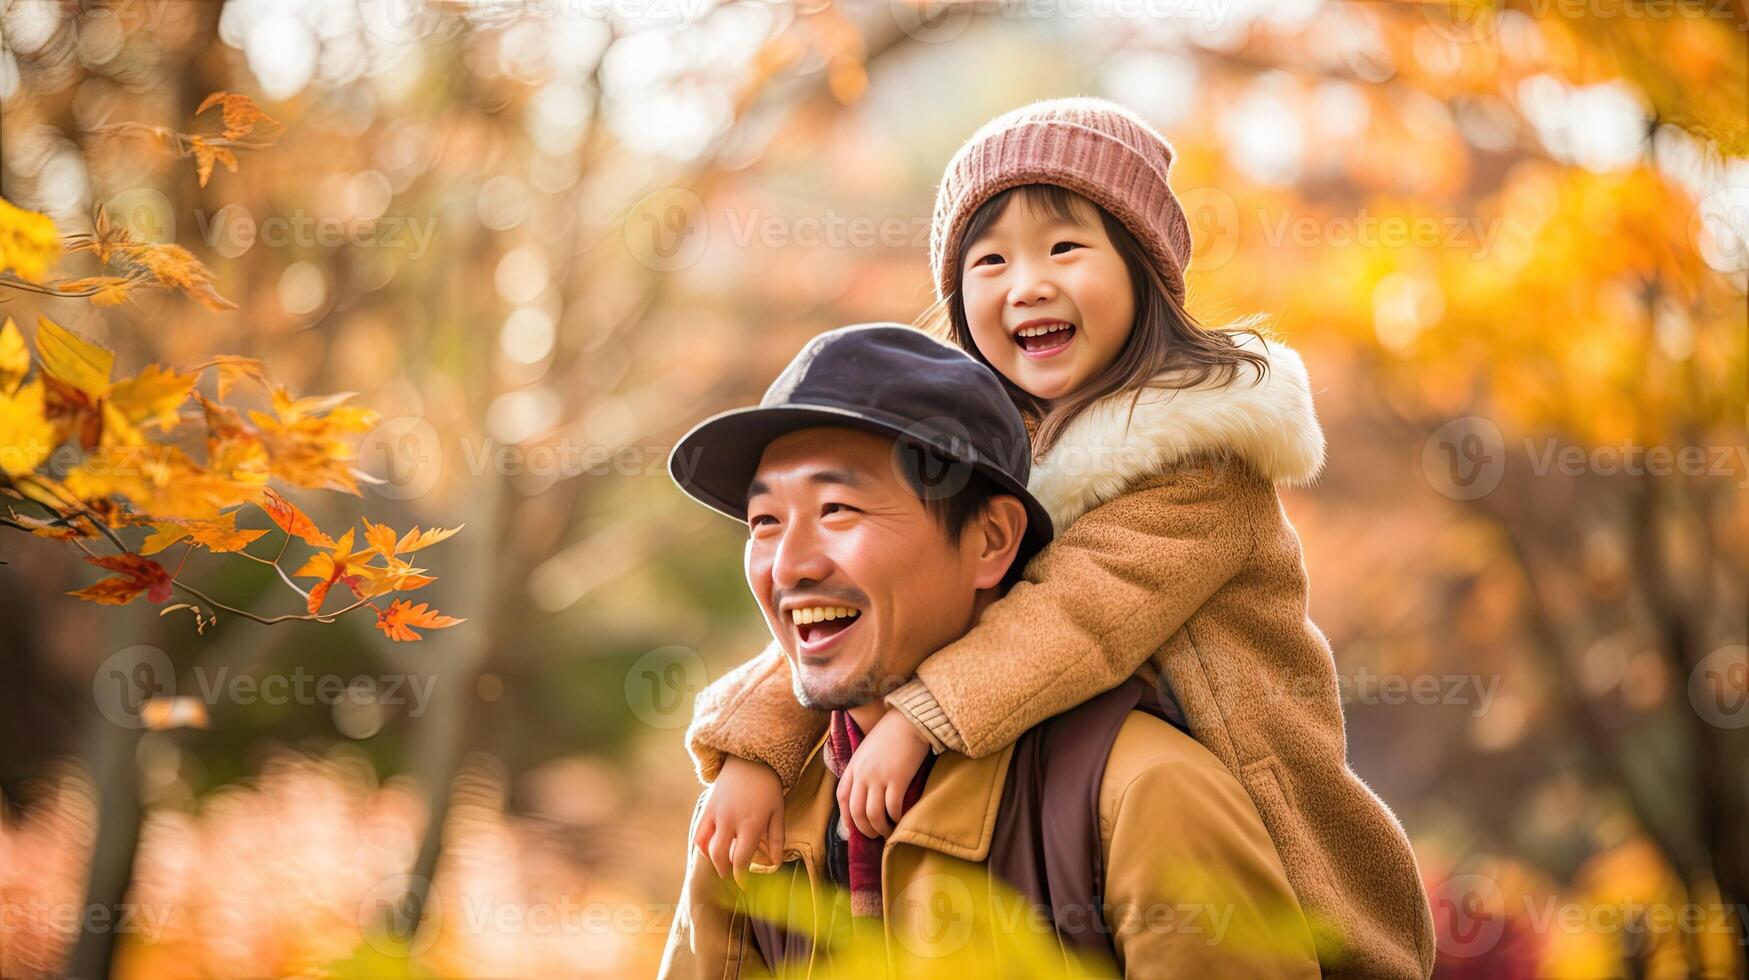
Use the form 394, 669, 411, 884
1012, 317, 1078, 358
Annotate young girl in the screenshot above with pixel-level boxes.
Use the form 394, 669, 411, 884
686, 98, 1435, 979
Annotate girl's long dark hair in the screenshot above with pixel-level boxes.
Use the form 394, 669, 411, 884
915, 183, 1272, 458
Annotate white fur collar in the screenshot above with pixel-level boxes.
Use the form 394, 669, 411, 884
1026, 334, 1325, 533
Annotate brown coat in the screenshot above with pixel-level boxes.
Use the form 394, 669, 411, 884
661, 709, 1322, 978
685, 335, 1436, 977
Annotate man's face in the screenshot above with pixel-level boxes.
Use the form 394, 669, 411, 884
743, 427, 986, 711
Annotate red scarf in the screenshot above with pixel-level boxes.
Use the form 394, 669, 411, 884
822, 710, 936, 918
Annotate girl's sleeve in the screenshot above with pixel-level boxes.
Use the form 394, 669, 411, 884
884, 465, 1261, 759
685, 638, 829, 790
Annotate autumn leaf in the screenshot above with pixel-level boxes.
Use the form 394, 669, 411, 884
122, 241, 235, 311
0, 379, 56, 477
0, 318, 28, 395
196, 354, 270, 399
6, 509, 90, 540
394, 524, 464, 555
34, 316, 114, 400
109, 364, 196, 433
68, 552, 172, 605
258, 487, 336, 548
0, 197, 61, 282
196, 92, 280, 141
140, 511, 268, 555
188, 136, 239, 188
375, 599, 464, 642
52, 275, 138, 307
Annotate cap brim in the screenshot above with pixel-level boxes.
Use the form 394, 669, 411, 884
668, 404, 1055, 569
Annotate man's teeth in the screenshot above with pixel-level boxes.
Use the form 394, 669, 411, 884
1017, 322, 1073, 338
790, 606, 860, 625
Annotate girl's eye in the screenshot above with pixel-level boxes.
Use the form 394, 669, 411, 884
1051, 241, 1083, 255
971, 252, 1003, 267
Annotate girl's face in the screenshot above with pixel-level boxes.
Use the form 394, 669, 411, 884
959, 193, 1136, 402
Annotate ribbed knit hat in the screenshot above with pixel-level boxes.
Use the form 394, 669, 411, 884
929, 97, 1194, 305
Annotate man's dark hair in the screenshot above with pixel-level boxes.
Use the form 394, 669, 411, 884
893, 443, 1028, 589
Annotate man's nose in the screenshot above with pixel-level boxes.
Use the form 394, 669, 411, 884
770, 522, 834, 590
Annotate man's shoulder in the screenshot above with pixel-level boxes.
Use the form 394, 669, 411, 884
1098, 710, 1262, 841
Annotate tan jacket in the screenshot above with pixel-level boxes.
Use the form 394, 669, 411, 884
685, 335, 1436, 978
661, 709, 1322, 978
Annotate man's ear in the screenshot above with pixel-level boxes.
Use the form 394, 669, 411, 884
969, 494, 1028, 590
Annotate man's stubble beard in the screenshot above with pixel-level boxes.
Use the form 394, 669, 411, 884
791, 665, 906, 712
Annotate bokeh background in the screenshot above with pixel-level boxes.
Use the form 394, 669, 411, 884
1, 0, 1746, 976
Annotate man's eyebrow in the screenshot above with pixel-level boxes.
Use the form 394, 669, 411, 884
746, 468, 866, 501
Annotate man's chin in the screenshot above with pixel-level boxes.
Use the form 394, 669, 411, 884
792, 667, 898, 712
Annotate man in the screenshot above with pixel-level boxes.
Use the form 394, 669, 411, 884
659, 324, 1319, 978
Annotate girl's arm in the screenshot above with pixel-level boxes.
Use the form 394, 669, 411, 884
685, 638, 829, 790
885, 463, 1265, 758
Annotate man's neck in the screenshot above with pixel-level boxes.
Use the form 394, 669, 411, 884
846, 701, 885, 735
842, 587, 1000, 736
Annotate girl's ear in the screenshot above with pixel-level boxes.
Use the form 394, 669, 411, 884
969, 494, 1028, 590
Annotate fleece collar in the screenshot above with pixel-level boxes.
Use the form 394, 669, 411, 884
1026, 333, 1326, 534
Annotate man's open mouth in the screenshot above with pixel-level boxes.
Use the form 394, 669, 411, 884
1014, 321, 1076, 356
790, 605, 863, 654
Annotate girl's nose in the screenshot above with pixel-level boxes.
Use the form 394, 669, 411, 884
1009, 271, 1058, 306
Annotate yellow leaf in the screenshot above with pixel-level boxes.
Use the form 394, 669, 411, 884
109, 364, 196, 432
197, 92, 280, 141
188, 136, 238, 189
198, 354, 270, 399
140, 512, 268, 555
33, 316, 113, 399
375, 599, 464, 642
0, 196, 61, 282
0, 318, 28, 395
394, 524, 464, 554
0, 379, 55, 477
362, 516, 400, 558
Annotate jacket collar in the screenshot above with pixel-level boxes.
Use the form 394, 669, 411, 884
1026, 333, 1326, 533
754, 728, 1019, 874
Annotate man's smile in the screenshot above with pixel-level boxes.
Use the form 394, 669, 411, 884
787, 603, 864, 658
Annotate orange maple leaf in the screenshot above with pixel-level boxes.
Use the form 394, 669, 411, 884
196, 92, 280, 141
68, 552, 172, 605
375, 599, 464, 642
258, 487, 335, 548
188, 136, 239, 188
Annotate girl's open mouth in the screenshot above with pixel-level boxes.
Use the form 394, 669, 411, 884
791, 606, 863, 655
1014, 322, 1076, 358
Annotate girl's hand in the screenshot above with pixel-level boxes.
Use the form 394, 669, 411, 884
693, 755, 785, 888
836, 711, 932, 838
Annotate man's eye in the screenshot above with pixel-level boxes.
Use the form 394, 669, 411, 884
749, 514, 777, 531
1051, 241, 1083, 255
822, 503, 858, 516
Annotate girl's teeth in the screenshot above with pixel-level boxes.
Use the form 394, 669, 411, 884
1018, 323, 1071, 338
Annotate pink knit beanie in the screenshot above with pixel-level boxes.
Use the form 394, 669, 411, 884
929, 97, 1194, 305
